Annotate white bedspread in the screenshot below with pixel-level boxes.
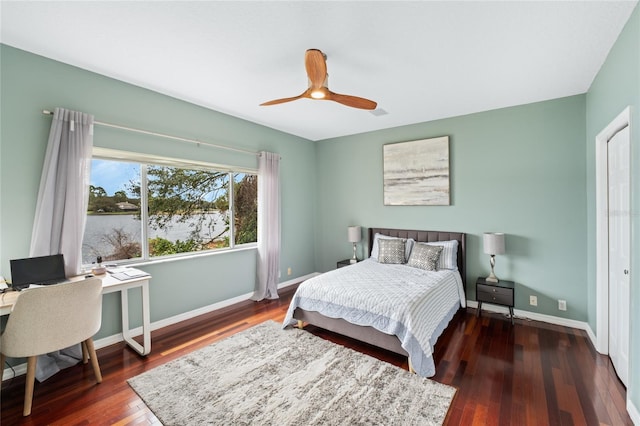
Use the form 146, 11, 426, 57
282, 259, 465, 377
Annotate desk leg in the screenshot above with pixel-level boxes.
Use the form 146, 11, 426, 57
141, 281, 151, 354
120, 282, 151, 356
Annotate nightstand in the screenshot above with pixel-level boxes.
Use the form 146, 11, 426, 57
476, 277, 515, 324
337, 259, 358, 268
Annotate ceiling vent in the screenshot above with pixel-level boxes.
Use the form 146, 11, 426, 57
370, 108, 388, 116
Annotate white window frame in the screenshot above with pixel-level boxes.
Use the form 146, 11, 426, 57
87, 147, 257, 266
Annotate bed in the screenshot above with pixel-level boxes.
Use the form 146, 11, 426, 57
282, 227, 466, 377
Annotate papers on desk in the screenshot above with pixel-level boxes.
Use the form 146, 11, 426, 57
109, 268, 150, 281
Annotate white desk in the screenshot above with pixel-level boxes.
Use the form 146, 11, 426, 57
0, 273, 152, 356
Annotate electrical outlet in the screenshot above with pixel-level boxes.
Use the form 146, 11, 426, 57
287, 267, 292, 276
558, 299, 567, 311
529, 295, 538, 306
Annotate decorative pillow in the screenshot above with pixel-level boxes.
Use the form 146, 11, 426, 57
371, 234, 414, 262
407, 243, 443, 271
377, 238, 407, 264
426, 240, 459, 270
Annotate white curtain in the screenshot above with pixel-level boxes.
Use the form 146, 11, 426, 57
29, 107, 94, 381
253, 151, 281, 301
30, 107, 94, 276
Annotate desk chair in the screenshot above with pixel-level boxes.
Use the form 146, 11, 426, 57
0, 278, 103, 416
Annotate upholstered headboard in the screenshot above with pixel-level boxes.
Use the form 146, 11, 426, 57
367, 227, 466, 287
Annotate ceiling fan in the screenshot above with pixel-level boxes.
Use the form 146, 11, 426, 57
260, 49, 377, 110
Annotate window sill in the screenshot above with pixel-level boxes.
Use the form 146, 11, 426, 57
86, 244, 257, 270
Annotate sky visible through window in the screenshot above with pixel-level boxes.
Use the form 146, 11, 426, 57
91, 159, 138, 196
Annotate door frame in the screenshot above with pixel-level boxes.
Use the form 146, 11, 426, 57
595, 106, 631, 354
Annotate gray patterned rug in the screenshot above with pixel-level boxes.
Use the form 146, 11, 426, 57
128, 320, 456, 425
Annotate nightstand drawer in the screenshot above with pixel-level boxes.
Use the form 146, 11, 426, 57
477, 286, 513, 306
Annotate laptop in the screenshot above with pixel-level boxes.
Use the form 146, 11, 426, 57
10, 254, 68, 291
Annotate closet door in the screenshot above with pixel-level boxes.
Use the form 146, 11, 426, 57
607, 126, 630, 387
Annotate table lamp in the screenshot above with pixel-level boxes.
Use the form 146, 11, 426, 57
348, 226, 362, 264
483, 232, 505, 282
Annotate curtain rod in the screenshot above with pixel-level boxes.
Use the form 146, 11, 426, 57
42, 109, 259, 157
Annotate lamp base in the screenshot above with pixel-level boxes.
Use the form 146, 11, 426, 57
484, 271, 500, 283
349, 258, 357, 264
486, 255, 499, 282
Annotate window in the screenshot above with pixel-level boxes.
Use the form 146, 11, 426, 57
84, 160, 142, 263
82, 150, 257, 264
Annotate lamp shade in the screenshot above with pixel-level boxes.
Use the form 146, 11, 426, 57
483, 233, 505, 255
348, 226, 362, 243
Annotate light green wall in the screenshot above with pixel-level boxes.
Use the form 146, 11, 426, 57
586, 3, 639, 414
0, 45, 317, 339
315, 95, 588, 320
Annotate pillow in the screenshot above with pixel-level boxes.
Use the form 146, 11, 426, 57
407, 243, 443, 271
370, 233, 414, 262
425, 240, 459, 270
377, 238, 407, 264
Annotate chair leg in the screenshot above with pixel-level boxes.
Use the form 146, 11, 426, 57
84, 338, 102, 383
82, 341, 89, 364
0, 352, 5, 383
23, 356, 37, 416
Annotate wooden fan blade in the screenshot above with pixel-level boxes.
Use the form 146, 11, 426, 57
260, 91, 307, 106
305, 49, 327, 89
327, 91, 378, 110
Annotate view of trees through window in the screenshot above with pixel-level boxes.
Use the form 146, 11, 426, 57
82, 158, 257, 264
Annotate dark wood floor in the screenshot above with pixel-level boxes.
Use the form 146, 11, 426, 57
1, 284, 632, 425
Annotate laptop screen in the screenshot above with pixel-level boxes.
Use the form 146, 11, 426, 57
10, 254, 67, 290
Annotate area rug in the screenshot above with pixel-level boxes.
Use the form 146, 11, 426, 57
128, 320, 456, 425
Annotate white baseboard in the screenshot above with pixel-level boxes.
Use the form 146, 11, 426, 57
585, 325, 598, 353
1, 361, 27, 380
2, 273, 318, 381
133, 272, 318, 338
467, 300, 594, 337
628, 398, 640, 425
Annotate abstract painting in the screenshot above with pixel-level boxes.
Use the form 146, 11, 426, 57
383, 136, 450, 205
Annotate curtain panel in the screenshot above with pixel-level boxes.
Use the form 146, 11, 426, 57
253, 151, 281, 301
30, 107, 94, 276
30, 108, 94, 381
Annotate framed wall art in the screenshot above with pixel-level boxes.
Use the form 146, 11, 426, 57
383, 136, 450, 206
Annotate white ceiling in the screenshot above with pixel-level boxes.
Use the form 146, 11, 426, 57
1, 1, 637, 141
